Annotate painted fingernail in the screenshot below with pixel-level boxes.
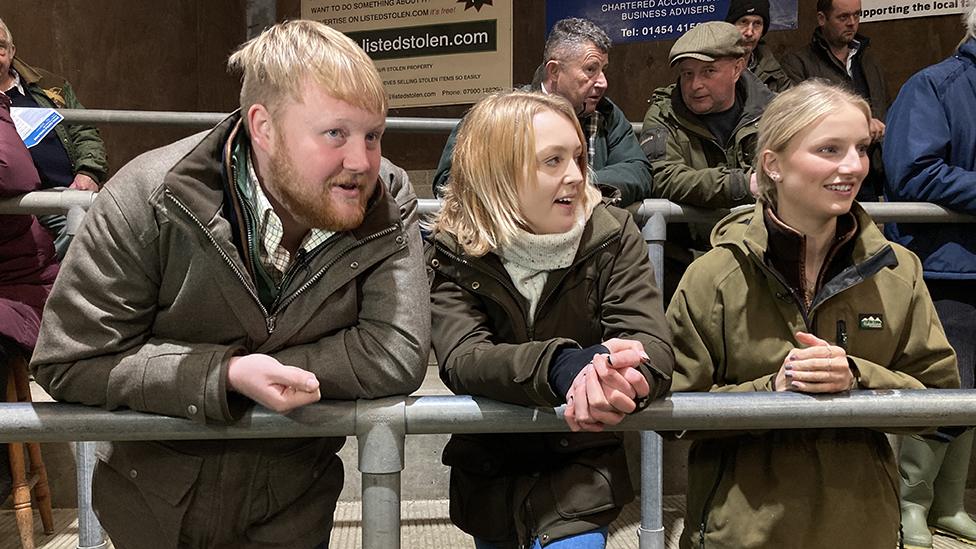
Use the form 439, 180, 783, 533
784, 364, 793, 371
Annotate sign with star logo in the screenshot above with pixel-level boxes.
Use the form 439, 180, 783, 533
303, 0, 513, 108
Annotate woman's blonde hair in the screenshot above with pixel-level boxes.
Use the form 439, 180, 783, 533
755, 80, 871, 206
228, 20, 386, 124
430, 90, 601, 257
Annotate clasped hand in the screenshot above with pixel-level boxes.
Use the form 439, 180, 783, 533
774, 331, 855, 393
563, 338, 652, 433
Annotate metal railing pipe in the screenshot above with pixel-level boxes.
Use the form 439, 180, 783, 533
49, 108, 463, 133
356, 398, 407, 549
0, 189, 96, 215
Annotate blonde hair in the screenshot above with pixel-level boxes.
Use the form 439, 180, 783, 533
755, 80, 870, 206
0, 17, 12, 46
965, 4, 976, 41
431, 90, 601, 257
228, 20, 386, 125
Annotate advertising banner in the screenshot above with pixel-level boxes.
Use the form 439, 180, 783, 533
861, 0, 973, 22
545, 0, 798, 44
302, 0, 513, 108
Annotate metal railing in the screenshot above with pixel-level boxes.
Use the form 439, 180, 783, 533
4, 189, 975, 549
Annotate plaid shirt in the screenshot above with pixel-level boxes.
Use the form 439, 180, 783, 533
583, 111, 602, 166
244, 159, 334, 285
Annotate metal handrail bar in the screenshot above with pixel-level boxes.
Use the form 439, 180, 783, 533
0, 189, 97, 215
43, 108, 462, 133
1, 390, 974, 443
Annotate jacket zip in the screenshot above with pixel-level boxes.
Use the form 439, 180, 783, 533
165, 191, 272, 329
698, 450, 730, 548
167, 190, 399, 334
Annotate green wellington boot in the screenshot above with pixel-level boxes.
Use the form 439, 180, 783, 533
929, 428, 976, 544
899, 435, 948, 548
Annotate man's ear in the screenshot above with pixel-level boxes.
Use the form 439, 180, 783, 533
247, 103, 275, 154
545, 60, 560, 82
732, 56, 746, 80
817, 11, 827, 27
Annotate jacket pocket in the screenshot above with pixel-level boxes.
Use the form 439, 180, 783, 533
94, 442, 203, 548
547, 445, 632, 520
448, 466, 517, 541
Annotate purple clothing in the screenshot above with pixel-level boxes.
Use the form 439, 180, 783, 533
0, 92, 59, 353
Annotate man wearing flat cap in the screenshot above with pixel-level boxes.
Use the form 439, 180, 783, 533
639, 21, 774, 300
725, 0, 791, 92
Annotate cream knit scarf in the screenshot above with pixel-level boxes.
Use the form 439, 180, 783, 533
498, 219, 585, 327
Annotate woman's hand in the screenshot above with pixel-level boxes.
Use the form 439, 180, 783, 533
774, 331, 854, 393
563, 343, 653, 432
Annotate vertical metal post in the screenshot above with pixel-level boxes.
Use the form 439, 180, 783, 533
639, 210, 667, 549
356, 398, 406, 549
75, 441, 106, 549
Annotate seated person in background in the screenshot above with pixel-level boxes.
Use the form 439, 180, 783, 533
640, 21, 774, 301
427, 90, 673, 549
640, 21, 773, 209
883, 7, 976, 547
31, 21, 429, 549
725, 0, 792, 92
667, 81, 959, 549
433, 18, 652, 207
0, 17, 108, 258
780, 0, 888, 201
0, 91, 59, 502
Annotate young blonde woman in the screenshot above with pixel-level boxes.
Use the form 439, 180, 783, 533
668, 81, 959, 548
427, 90, 674, 549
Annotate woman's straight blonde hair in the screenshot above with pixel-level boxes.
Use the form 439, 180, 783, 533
756, 80, 871, 207
431, 90, 601, 257
228, 20, 387, 125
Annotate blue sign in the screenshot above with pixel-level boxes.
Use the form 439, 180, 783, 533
546, 0, 798, 44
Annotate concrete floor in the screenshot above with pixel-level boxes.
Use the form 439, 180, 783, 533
5, 495, 976, 549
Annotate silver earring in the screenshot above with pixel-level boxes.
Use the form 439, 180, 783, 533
769, 172, 780, 181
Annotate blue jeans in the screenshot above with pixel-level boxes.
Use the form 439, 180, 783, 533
474, 526, 609, 549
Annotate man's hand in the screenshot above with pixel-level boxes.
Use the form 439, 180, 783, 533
773, 332, 854, 393
69, 174, 99, 191
227, 354, 321, 413
869, 118, 886, 143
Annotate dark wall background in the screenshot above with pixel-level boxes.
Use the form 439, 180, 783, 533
2, 0, 967, 177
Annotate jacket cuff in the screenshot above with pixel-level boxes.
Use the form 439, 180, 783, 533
204, 345, 250, 423
548, 344, 610, 401
74, 168, 105, 185
726, 168, 751, 204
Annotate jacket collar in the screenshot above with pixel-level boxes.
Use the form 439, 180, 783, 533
811, 27, 872, 68
10, 58, 41, 86
958, 38, 976, 63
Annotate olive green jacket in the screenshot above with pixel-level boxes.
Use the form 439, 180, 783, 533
749, 43, 792, 93
31, 114, 430, 548
428, 202, 673, 546
639, 70, 774, 209
667, 203, 959, 549
12, 58, 108, 183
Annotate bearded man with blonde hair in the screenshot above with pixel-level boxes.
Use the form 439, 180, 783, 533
31, 20, 429, 549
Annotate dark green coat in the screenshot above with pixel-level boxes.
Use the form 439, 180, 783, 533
749, 43, 792, 93
13, 58, 108, 183
433, 92, 652, 207
639, 70, 774, 209
668, 203, 959, 549
428, 202, 673, 546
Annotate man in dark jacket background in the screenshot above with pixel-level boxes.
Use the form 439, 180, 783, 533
781, 0, 888, 200
433, 18, 652, 207
884, 6, 976, 548
724, 0, 792, 92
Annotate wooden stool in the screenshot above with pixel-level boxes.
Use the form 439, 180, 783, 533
4, 353, 54, 549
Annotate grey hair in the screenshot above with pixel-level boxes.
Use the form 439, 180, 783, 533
543, 18, 611, 63
966, 4, 976, 41
0, 17, 12, 45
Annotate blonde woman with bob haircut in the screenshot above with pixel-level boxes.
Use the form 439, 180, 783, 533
428, 90, 674, 549
667, 80, 959, 549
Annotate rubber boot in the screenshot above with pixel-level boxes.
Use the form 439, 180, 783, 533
929, 428, 976, 544
899, 435, 948, 548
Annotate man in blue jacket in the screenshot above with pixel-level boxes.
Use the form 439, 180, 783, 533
884, 6, 976, 548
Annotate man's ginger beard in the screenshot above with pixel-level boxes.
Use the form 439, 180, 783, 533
265, 128, 371, 232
